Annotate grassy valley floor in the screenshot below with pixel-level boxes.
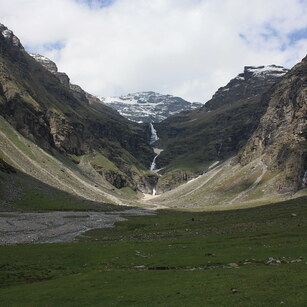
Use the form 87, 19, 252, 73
0, 196, 307, 306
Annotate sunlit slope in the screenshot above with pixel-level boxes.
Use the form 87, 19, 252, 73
0, 115, 142, 209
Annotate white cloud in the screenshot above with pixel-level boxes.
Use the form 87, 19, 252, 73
0, 0, 307, 102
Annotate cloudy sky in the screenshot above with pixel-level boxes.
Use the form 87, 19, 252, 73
1, 0, 307, 102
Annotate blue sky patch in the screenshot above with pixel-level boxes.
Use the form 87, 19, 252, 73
43, 41, 66, 51
76, 0, 115, 9
260, 24, 279, 41
24, 40, 65, 55
239, 33, 249, 43
288, 27, 307, 45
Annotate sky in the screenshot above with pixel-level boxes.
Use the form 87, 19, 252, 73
0, 0, 307, 102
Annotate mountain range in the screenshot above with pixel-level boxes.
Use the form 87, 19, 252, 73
27, 54, 202, 124
102, 92, 202, 122
0, 22, 306, 210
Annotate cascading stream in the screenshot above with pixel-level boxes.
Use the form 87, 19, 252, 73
149, 123, 163, 195
150, 154, 158, 171
149, 123, 159, 144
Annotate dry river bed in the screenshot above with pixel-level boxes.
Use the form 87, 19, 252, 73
0, 208, 155, 245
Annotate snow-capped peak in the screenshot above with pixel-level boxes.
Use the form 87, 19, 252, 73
233, 65, 289, 82
245, 65, 289, 78
101, 91, 202, 122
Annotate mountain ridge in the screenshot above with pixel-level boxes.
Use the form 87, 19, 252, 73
154, 62, 290, 186
102, 91, 202, 122
203, 65, 289, 111
0, 22, 306, 210
0, 23, 156, 205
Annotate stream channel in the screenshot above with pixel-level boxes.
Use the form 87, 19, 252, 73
149, 123, 163, 195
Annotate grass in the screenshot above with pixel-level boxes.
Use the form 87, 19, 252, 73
17, 187, 112, 212
0, 116, 38, 162
0, 168, 120, 212
0, 196, 307, 305
161, 153, 213, 174
91, 153, 119, 171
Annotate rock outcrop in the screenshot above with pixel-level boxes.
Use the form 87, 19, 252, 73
157, 170, 193, 193
0, 23, 22, 48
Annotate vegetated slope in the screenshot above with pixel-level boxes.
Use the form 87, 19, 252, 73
0, 114, 138, 210
102, 91, 202, 123
149, 55, 306, 208
154, 65, 288, 192
0, 23, 156, 208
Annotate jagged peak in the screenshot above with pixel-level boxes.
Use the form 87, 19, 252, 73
245, 64, 288, 74
0, 23, 22, 48
29, 53, 58, 73
102, 91, 202, 122
101, 91, 190, 104
205, 63, 289, 112
235, 65, 289, 81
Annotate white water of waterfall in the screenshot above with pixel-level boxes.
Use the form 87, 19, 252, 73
150, 123, 159, 144
149, 123, 161, 195
150, 154, 158, 171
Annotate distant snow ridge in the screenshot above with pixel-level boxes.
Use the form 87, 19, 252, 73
239, 65, 289, 80
102, 91, 202, 123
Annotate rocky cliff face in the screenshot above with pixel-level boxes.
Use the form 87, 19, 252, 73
238, 56, 307, 193
29, 53, 102, 106
102, 91, 202, 123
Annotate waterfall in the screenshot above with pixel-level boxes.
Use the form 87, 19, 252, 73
149, 123, 162, 195
149, 123, 159, 144
149, 123, 160, 171
150, 154, 158, 171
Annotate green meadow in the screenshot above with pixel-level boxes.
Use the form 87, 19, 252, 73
1, 196, 307, 306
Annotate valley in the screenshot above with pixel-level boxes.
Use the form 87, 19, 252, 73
0, 21, 306, 306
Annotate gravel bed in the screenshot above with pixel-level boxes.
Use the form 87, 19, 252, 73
0, 208, 154, 245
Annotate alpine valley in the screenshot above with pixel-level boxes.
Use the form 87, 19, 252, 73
1, 23, 307, 306
0, 22, 306, 209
